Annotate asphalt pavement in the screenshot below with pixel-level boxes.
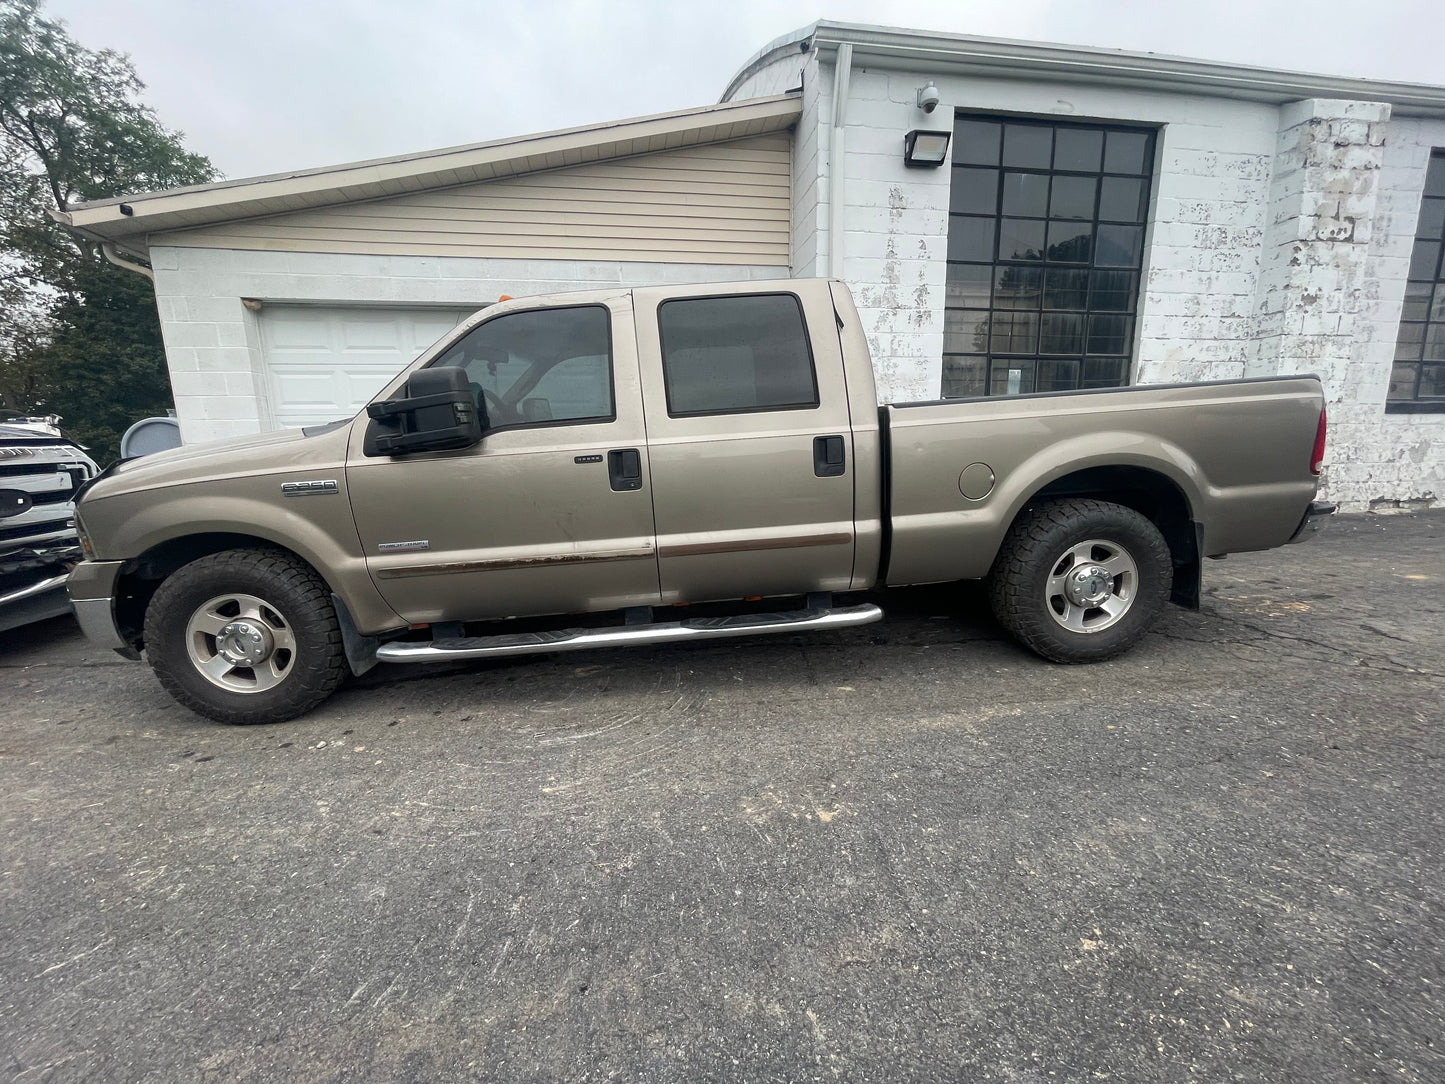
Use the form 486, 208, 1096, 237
1, 512, 1441, 1083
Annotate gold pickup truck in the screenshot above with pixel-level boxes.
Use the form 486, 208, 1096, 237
67, 279, 1333, 724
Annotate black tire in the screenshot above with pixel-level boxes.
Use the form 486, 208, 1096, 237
988, 498, 1172, 664
143, 548, 347, 725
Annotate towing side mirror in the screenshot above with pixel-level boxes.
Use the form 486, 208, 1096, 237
363, 364, 484, 456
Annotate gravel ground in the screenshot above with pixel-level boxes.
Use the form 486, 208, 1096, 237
1, 511, 1441, 1083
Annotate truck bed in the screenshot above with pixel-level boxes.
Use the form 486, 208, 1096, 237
878, 375, 1325, 586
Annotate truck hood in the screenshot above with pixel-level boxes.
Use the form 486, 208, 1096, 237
83, 422, 353, 502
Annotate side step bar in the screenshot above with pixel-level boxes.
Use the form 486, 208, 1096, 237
374, 602, 884, 664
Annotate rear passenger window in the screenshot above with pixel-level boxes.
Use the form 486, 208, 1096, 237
657, 294, 819, 417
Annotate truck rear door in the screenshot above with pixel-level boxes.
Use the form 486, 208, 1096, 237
631, 281, 856, 604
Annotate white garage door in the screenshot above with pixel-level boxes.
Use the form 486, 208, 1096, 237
259, 305, 477, 428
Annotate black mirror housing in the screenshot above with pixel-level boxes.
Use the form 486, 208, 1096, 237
363, 365, 483, 456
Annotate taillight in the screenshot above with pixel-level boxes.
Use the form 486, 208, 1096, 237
1310, 407, 1327, 476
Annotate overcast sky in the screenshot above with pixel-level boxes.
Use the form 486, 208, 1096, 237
43, 0, 1445, 182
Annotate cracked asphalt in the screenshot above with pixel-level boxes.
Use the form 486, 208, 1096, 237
1, 511, 1441, 1083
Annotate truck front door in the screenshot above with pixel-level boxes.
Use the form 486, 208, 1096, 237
346, 296, 661, 625
631, 283, 857, 605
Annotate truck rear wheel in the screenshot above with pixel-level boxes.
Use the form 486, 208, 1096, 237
143, 548, 347, 725
988, 498, 1171, 664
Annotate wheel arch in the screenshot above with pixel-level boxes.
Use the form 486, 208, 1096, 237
1004, 460, 1203, 609
114, 532, 334, 650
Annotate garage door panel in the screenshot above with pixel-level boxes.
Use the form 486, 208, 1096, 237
260, 305, 474, 428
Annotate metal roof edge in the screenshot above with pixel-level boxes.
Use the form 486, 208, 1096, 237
720, 22, 817, 103
63, 93, 803, 239
726, 20, 1445, 117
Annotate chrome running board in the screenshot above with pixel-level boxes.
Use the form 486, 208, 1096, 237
374, 603, 883, 664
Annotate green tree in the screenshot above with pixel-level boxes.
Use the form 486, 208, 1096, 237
0, 0, 216, 462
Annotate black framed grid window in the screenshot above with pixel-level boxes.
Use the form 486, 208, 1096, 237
1389, 151, 1445, 413
943, 116, 1156, 398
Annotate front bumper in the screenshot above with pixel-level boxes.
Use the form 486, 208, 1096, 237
67, 560, 137, 656
0, 573, 74, 634
1288, 500, 1338, 544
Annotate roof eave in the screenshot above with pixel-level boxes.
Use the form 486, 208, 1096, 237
62, 93, 803, 245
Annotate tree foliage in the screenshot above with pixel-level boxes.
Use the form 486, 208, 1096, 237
0, 0, 216, 461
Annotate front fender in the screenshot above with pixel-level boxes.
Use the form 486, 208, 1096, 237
81, 487, 404, 636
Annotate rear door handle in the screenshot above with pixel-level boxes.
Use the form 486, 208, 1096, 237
813, 435, 846, 478
608, 448, 643, 491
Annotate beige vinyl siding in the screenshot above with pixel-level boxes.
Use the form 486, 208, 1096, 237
154, 135, 791, 265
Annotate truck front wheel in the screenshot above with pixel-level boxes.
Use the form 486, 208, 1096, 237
988, 499, 1172, 663
143, 548, 348, 724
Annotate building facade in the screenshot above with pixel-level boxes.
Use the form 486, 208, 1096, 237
63, 22, 1445, 511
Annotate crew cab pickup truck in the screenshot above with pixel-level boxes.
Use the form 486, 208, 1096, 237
68, 279, 1332, 724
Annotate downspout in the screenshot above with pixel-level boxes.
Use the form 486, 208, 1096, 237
101, 242, 154, 282
828, 42, 853, 281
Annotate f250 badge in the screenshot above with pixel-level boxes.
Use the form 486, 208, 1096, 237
281, 479, 339, 497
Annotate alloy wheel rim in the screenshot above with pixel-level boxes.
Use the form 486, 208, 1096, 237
184, 592, 297, 693
1044, 538, 1139, 634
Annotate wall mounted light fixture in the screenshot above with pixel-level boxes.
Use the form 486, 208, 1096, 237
903, 129, 952, 168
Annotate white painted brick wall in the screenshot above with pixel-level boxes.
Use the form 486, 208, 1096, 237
151, 249, 779, 444
811, 65, 1284, 397
1329, 116, 1445, 510
790, 61, 1443, 508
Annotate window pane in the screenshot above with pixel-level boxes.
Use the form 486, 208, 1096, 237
1039, 313, 1085, 354
1049, 175, 1096, 219
1387, 363, 1419, 399
443, 305, 614, 427
524, 355, 613, 422
948, 216, 996, 262
1425, 154, 1445, 198
1044, 268, 1089, 310
953, 119, 1001, 165
1082, 357, 1128, 388
942, 355, 987, 398
990, 360, 1034, 395
1104, 130, 1151, 174
942, 117, 1152, 400
1047, 220, 1093, 263
1409, 240, 1441, 281
1096, 224, 1145, 267
658, 294, 817, 416
1053, 128, 1102, 172
1433, 282, 1445, 323
1416, 198, 1445, 240
991, 311, 1039, 353
1420, 363, 1445, 398
1099, 177, 1147, 222
1425, 323, 1445, 362
993, 265, 1042, 309
944, 310, 991, 354
1088, 313, 1132, 354
1002, 125, 1052, 169
1402, 281, 1432, 321
1396, 322, 1425, 361
1036, 359, 1080, 391
1091, 269, 1135, 311
951, 167, 998, 214
999, 218, 1046, 261
1001, 172, 1050, 217
945, 263, 993, 308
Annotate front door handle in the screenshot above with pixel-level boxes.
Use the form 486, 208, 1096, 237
608, 448, 643, 491
813, 435, 846, 478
